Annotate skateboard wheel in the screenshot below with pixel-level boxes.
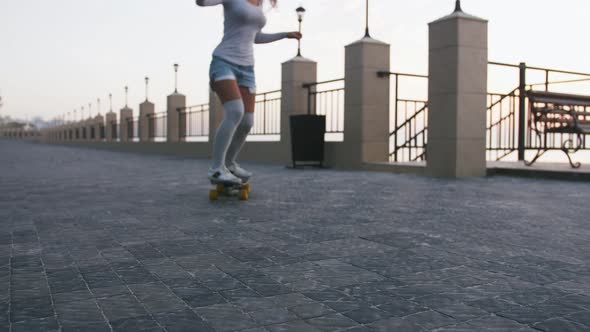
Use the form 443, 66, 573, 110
243, 183, 250, 192
238, 189, 249, 201
209, 189, 219, 201
216, 184, 225, 193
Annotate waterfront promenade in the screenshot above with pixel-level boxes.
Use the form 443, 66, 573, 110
1, 140, 590, 331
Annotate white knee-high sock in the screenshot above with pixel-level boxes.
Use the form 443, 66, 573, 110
226, 112, 254, 167
211, 99, 244, 170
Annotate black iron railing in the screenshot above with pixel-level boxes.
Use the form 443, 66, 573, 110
110, 121, 118, 140
378, 72, 429, 162
381, 62, 590, 163
147, 112, 167, 141
303, 79, 345, 135
252, 90, 281, 136
179, 103, 209, 140
126, 117, 139, 141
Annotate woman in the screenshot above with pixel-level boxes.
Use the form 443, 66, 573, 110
196, 0, 302, 184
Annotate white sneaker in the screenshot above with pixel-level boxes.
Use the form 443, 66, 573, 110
208, 167, 242, 184
227, 163, 252, 181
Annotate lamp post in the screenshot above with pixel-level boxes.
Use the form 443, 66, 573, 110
125, 86, 129, 107
296, 6, 306, 57
174, 64, 179, 93
109, 93, 113, 112
364, 0, 371, 38
145, 77, 150, 102
454, 0, 462, 12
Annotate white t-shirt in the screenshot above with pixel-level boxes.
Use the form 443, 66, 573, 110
197, 0, 288, 66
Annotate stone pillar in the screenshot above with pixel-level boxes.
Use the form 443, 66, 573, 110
167, 93, 186, 142
208, 89, 224, 144
119, 107, 133, 142
94, 115, 104, 142
139, 101, 155, 142
105, 112, 117, 142
280, 56, 318, 159
426, 7, 488, 177
343, 37, 391, 168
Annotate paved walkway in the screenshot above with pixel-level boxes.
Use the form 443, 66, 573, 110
1, 140, 590, 332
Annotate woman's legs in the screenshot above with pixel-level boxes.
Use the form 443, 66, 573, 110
225, 87, 255, 170
209, 80, 244, 175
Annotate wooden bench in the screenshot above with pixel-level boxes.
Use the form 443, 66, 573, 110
526, 91, 590, 168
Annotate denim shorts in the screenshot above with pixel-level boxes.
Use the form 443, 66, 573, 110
209, 56, 256, 93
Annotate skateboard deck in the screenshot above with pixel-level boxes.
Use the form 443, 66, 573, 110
209, 180, 251, 201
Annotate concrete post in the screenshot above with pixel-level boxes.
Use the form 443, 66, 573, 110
105, 112, 117, 142
139, 101, 155, 142
426, 8, 488, 177
119, 107, 133, 142
167, 93, 186, 142
280, 56, 318, 162
343, 37, 391, 168
94, 115, 104, 142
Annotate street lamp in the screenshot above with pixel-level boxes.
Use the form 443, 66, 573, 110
145, 77, 150, 101
174, 64, 179, 93
109, 93, 113, 112
364, 0, 371, 38
454, 0, 463, 12
125, 86, 129, 107
296, 6, 306, 57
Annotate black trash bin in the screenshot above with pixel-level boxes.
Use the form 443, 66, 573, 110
289, 114, 326, 168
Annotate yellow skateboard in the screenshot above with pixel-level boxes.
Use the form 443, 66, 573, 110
209, 180, 251, 201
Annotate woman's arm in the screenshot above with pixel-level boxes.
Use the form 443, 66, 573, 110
196, 0, 223, 6
254, 32, 288, 44
255, 32, 302, 44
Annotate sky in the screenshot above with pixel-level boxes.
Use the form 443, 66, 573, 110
1, 0, 590, 121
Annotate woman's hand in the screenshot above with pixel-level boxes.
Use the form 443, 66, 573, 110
286, 32, 302, 40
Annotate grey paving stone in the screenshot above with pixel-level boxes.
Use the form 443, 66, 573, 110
266, 319, 321, 332
10, 296, 55, 322
110, 315, 162, 332
305, 313, 361, 331
97, 294, 148, 321
3, 141, 590, 331
533, 318, 590, 332
11, 316, 59, 332
172, 286, 227, 308
54, 299, 105, 322
368, 317, 425, 332
248, 307, 299, 325
195, 303, 258, 331
402, 310, 457, 330
129, 283, 187, 314
289, 302, 335, 320
342, 306, 392, 324
155, 309, 214, 332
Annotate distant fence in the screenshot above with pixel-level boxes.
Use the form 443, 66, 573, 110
304, 79, 345, 141
148, 112, 167, 142
179, 104, 209, 141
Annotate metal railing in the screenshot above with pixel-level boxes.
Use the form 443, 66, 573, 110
380, 62, 590, 163
126, 117, 139, 141
252, 90, 281, 136
110, 121, 118, 140
147, 112, 167, 141
303, 79, 345, 136
179, 103, 209, 140
378, 72, 429, 162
